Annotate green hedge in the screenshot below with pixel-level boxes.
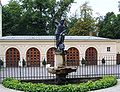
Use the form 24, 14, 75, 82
2, 76, 117, 92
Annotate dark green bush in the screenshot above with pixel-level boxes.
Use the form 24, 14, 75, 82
0, 59, 3, 67
102, 58, 105, 64
81, 58, 86, 65
2, 76, 117, 92
42, 58, 46, 66
22, 59, 26, 67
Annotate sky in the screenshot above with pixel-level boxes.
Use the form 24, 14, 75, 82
1, 0, 120, 17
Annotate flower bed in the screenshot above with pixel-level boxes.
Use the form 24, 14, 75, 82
2, 76, 117, 92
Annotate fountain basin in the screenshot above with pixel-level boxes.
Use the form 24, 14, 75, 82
47, 66, 77, 75
47, 66, 77, 84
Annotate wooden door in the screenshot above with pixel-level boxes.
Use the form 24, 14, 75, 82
6, 48, 20, 67
85, 47, 97, 65
47, 47, 55, 66
117, 54, 120, 64
26, 48, 40, 67
67, 47, 79, 66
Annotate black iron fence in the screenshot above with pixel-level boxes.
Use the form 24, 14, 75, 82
0, 58, 120, 83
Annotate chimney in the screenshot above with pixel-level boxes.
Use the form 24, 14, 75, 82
0, 0, 2, 37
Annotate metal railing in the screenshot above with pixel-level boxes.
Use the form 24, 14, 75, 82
0, 58, 120, 83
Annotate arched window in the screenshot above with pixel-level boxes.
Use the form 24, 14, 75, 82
67, 47, 79, 66
6, 48, 20, 67
85, 47, 97, 65
26, 47, 40, 67
47, 47, 55, 66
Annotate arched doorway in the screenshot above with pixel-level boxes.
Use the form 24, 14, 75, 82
85, 47, 97, 65
47, 47, 55, 66
6, 48, 20, 67
26, 47, 40, 67
67, 47, 79, 66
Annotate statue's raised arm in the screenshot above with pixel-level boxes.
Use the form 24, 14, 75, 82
55, 18, 66, 52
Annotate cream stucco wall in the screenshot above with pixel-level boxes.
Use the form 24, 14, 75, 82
0, 38, 118, 66
65, 40, 117, 65
116, 41, 120, 54
0, 40, 55, 66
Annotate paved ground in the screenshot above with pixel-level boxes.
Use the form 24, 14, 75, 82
0, 84, 23, 92
0, 79, 120, 92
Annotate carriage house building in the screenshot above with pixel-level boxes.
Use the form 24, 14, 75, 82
0, 36, 120, 67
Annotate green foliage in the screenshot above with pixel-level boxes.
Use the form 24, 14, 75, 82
42, 59, 46, 66
98, 12, 120, 39
2, 76, 117, 92
81, 58, 86, 65
2, 0, 22, 36
98, 12, 116, 38
0, 59, 3, 67
102, 58, 105, 64
3, 0, 74, 36
22, 59, 26, 67
66, 16, 78, 35
68, 2, 96, 36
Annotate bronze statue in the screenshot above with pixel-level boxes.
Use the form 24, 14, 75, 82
55, 18, 65, 52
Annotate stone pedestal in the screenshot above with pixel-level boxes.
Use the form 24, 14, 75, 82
54, 51, 64, 68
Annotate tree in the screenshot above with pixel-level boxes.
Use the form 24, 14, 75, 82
3, 0, 74, 36
98, 12, 117, 39
113, 14, 120, 39
66, 14, 78, 35
46, 0, 74, 35
2, 0, 22, 36
95, 13, 104, 36
18, 0, 51, 35
68, 2, 96, 36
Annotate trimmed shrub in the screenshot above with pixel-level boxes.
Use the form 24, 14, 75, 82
102, 58, 105, 64
22, 59, 26, 67
42, 58, 46, 66
2, 76, 117, 92
0, 59, 3, 67
81, 58, 86, 65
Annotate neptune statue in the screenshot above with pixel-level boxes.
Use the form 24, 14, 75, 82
55, 18, 65, 52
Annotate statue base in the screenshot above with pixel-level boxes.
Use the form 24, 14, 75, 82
47, 50, 77, 84
54, 51, 65, 68
47, 66, 77, 84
